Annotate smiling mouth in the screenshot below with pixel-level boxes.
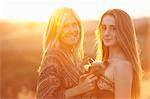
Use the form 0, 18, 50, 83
70, 37, 78, 42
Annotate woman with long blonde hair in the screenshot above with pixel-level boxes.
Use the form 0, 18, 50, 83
37, 7, 98, 99
94, 9, 143, 99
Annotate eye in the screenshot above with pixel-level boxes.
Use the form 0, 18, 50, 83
101, 25, 106, 31
109, 25, 116, 31
63, 24, 69, 29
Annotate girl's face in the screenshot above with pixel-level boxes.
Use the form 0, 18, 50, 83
101, 15, 117, 47
60, 15, 80, 47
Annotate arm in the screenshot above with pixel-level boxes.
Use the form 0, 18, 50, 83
37, 55, 64, 99
37, 54, 97, 99
64, 74, 98, 98
114, 61, 133, 99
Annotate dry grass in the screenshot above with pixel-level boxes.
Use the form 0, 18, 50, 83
17, 87, 36, 99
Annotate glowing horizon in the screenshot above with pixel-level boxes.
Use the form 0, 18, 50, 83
1, 0, 150, 22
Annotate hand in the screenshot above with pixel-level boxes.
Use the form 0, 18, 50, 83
77, 74, 98, 94
64, 74, 97, 98
79, 73, 90, 84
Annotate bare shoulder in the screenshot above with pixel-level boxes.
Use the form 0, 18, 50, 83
111, 59, 133, 81
113, 59, 132, 73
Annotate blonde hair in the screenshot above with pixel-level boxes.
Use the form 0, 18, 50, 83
96, 9, 142, 99
43, 7, 84, 62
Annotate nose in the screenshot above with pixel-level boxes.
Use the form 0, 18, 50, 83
70, 25, 77, 34
104, 29, 110, 36
71, 25, 76, 31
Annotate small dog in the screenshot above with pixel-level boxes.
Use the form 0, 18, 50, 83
79, 58, 107, 98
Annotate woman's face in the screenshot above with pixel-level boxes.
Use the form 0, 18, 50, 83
101, 15, 117, 47
60, 15, 80, 47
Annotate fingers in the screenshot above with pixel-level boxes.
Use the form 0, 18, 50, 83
80, 73, 89, 79
78, 74, 98, 93
86, 74, 97, 79
86, 74, 95, 79
86, 74, 98, 83
87, 76, 98, 83
86, 79, 97, 91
